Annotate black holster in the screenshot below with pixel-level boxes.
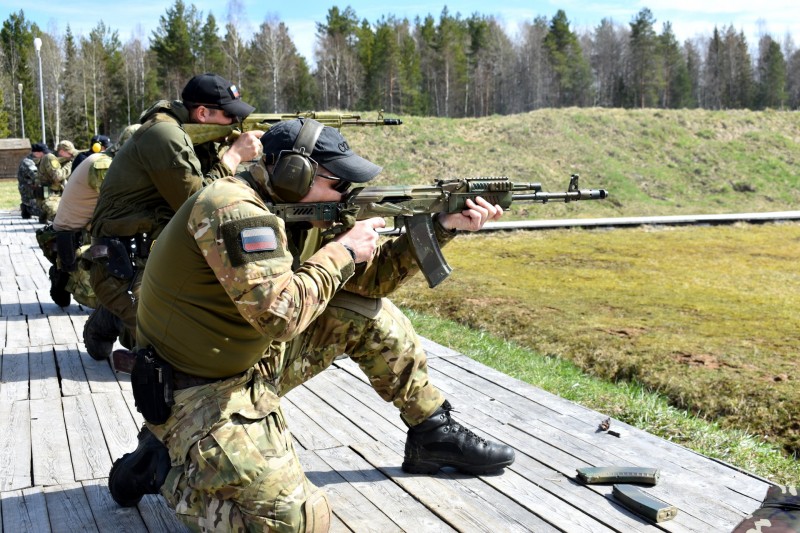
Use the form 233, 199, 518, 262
131, 347, 175, 425
55, 231, 81, 272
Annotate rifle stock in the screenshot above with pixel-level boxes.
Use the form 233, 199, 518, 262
184, 111, 403, 145
272, 175, 608, 288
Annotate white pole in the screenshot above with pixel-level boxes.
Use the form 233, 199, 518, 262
33, 37, 45, 144
17, 83, 25, 139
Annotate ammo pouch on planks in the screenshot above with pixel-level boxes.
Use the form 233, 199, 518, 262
131, 347, 175, 425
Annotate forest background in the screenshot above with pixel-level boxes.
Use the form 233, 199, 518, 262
2, 1, 800, 146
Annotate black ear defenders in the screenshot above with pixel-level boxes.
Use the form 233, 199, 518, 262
269, 119, 324, 202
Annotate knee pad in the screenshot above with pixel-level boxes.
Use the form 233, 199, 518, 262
328, 291, 383, 319
302, 489, 331, 533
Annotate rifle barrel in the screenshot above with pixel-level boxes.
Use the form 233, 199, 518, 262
514, 189, 608, 201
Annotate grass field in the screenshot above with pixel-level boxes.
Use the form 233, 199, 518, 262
2, 106, 798, 481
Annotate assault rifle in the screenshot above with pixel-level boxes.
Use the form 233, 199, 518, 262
184, 111, 402, 145
272, 174, 608, 288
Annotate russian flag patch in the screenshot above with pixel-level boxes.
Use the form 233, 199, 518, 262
229, 85, 241, 99
241, 227, 277, 252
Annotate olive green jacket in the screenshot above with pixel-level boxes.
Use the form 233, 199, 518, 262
90, 100, 233, 239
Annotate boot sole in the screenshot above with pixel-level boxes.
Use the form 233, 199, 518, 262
402, 458, 514, 475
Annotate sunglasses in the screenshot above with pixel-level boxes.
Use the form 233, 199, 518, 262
194, 103, 240, 121
316, 172, 351, 193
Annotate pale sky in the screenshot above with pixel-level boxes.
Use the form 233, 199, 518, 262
4, 1, 800, 64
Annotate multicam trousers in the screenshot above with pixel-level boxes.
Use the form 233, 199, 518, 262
148, 293, 444, 532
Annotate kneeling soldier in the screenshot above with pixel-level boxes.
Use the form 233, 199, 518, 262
109, 119, 515, 531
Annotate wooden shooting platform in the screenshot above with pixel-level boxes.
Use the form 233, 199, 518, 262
0, 209, 772, 532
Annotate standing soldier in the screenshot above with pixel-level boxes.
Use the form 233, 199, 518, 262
17, 142, 48, 219
38, 140, 78, 223
85, 73, 262, 359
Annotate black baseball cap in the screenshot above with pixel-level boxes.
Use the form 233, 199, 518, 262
261, 119, 382, 183
31, 142, 49, 153
181, 73, 255, 119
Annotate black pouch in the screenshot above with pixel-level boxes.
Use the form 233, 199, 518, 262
55, 231, 79, 272
131, 347, 175, 425
105, 238, 135, 280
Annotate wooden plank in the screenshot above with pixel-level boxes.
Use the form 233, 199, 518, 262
322, 445, 471, 532
27, 313, 54, 347
48, 315, 80, 345
437, 354, 769, 497
17, 290, 41, 317
299, 448, 408, 533
315, 369, 608, 532
2, 316, 26, 348
53, 344, 90, 397
424, 363, 745, 531
63, 394, 113, 481
91, 390, 141, 461
76, 346, 121, 394
0, 400, 31, 491
136, 493, 192, 533
30, 398, 74, 486
120, 388, 145, 428
42, 482, 99, 533
0, 291, 21, 318
29, 346, 60, 400
429, 356, 766, 514
0, 348, 29, 401
82, 478, 149, 533
282, 385, 374, 447
283, 395, 344, 451
350, 441, 572, 533
0, 486, 50, 532
302, 371, 406, 451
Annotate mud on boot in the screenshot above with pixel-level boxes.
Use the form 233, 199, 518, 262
108, 426, 170, 507
402, 400, 515, 475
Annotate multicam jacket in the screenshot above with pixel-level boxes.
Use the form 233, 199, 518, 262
136, 173, 456, 378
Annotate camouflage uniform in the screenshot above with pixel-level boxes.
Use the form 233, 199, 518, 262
37, 153, 73, 222
138, 174, 454, 531
17, 154, 43, 219
88, 100, 233, 342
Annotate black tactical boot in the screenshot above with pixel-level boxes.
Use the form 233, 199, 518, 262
48, 265, 71, 308
403, 400, 515, 475
21, 203, 31, 219
108, 426, 170, 507
83, 306, 123, 360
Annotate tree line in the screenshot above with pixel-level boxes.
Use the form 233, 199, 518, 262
2, 2, 799, 146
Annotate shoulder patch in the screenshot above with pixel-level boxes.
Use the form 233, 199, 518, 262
220, 216, 285, 267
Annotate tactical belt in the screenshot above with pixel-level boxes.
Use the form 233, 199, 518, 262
172, 368, 226, 390
114, 347, 235, 391
93, 234, 152, 259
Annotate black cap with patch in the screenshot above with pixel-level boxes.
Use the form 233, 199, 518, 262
181, 73, 255, 119
261, 118, 382, 183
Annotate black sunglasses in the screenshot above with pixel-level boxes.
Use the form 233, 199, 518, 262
191, 103, 239, 121
316, 172, 351, 193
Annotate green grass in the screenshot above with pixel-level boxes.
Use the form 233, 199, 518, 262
405, 309, 798, 485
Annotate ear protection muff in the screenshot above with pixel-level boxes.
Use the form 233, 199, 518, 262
269, 119, 324, 202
